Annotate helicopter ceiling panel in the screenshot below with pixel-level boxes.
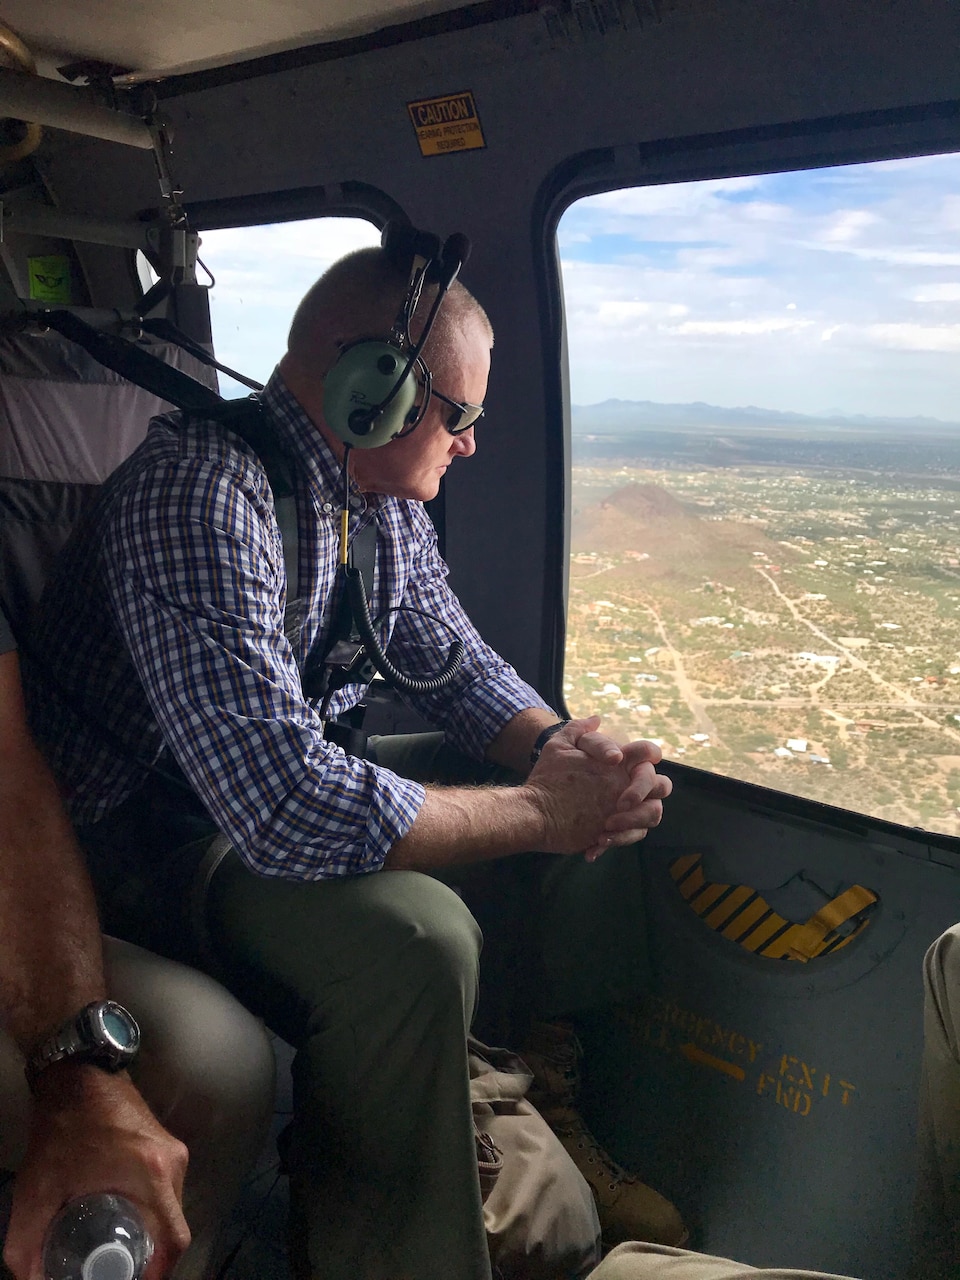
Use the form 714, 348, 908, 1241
0, 0, 483, 80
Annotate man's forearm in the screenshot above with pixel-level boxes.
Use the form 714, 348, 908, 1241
0, 735, 106, 1054
384, 782, 548, 871
483, 707, 563, 777
385, 715, 663, 872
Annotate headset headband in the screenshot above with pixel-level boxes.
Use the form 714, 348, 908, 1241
322, 222, 472, 449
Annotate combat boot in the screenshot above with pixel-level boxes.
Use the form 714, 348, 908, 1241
520, 1020, 688, 1249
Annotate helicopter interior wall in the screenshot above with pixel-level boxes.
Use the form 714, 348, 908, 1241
531, 783, 960, 1275
7, 1, 960, 1272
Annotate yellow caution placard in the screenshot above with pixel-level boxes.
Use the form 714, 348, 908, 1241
407, 91, 486, 157
28, 254, 72, 304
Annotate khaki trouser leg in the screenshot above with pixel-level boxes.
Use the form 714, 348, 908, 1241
205, 853, 490, 1280
912, 923, 960, 1278
587, 1244, 858, 1279
0, 937, 276, 1280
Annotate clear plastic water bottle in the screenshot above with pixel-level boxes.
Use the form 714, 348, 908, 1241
43, 1194, 153, 1280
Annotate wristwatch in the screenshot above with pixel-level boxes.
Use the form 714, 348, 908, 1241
529, 719, 571, 765
26, 1001, 141, 1088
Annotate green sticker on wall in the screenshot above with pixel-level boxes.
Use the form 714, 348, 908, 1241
28, 254, 72, 303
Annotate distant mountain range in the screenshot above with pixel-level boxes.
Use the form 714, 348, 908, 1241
571, 399, 960, 436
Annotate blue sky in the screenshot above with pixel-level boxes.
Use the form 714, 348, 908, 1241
200, 149, 960, 419
558, 152, 960, 419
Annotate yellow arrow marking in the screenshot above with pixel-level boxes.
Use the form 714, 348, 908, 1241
679, 1043, 746, 1082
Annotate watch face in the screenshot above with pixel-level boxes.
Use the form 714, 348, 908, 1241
101, 1007, 137, 1049
92, 1002, 140, 1059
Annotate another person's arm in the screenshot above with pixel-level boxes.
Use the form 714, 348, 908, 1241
0, 645, 189, 1280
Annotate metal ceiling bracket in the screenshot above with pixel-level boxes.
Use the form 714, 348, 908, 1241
0, 66, 152, 149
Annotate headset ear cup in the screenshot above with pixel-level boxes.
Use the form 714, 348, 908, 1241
323, 341, 421, 449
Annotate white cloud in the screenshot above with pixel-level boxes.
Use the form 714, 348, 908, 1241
820, 209, 878, 243
863, 323, 960, 353
741, 201, 793, 222
585, 175, 763, 217
670, 318, 815, 337
819, 322, 960, 352
596, 300, 653, 323
911, 283, 960, 303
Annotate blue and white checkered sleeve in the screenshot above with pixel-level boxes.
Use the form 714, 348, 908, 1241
385, 506, 553, 761
101, 454, 424, 879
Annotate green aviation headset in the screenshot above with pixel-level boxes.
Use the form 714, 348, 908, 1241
322, 221, 471, 449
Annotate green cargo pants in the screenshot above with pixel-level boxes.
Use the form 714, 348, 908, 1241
202, 732, 500, 1280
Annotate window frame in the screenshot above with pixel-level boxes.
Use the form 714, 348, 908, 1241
534, 97, 960, 849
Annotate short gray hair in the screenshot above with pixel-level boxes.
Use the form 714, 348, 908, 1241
287, 247, 493, 382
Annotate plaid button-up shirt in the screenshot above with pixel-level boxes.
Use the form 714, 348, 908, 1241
29, 370, 550, 879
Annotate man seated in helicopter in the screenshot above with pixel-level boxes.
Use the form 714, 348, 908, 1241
23, 227, 677, 1280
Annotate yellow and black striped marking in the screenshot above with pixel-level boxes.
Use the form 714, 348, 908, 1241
669, 854, 876, 961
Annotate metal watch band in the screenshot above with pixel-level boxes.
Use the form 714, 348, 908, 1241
30, 1020, 86, 1075
25, 1001, 140, 1089
529, 719, 571, 765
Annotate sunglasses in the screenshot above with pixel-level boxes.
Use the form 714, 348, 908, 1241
431, 388, 485, 435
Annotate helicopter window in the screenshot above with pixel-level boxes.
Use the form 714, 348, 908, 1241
198, 216, 381, 396
559, 151, 960, 837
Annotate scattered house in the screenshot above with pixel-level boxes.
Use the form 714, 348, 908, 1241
809, 754, 831, 765
786, 738, 808, 752
690, 733, 710, 743
813, 559, 829, 566
635, 704, 652, 714
644, 647, 661, 657
774, 747, 794, 759
803, 593, 827, 600
634, 673, 659, 683
797, 651, 841, 668
600, 683, 621, 696
878, 622, 901, 630
623, 550, 650, 561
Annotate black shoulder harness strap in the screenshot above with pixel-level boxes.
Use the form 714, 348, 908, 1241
40, 309, 223, 415
36, 308, 379, 699
207, 397, 300, 600
216, 396, 379, 707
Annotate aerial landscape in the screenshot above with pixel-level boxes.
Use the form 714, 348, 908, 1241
565, 401, 960, 836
